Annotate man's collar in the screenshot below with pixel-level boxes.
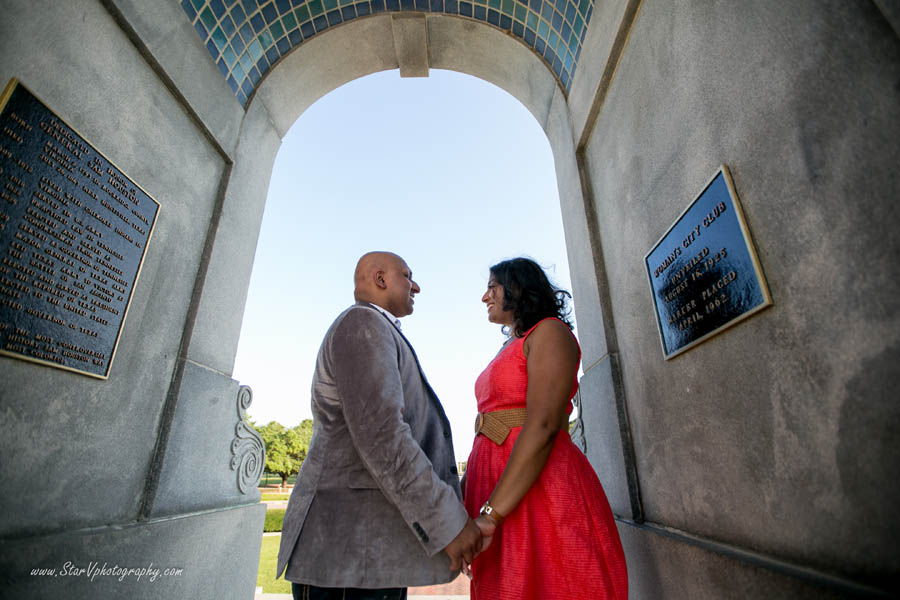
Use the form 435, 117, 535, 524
367, 302, 402, 330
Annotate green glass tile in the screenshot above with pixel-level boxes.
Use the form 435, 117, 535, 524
239, 51, 254, 71
487, 0, 500, 9
309, 0, 323, 17
574, 14, 583, 36
501, 0, 513, 16
537, 20, 549, 39
248, 40, 263, 60
526, 10, 538, 30
269, 21, 284, 39
295, 5, 310, 22
548, 30, 558, 50
211, 26, 228, 50
282, 13, 297, 30
340, 0, 354, 6
578, 0, 589, 17
259, 30, 274, 49
190, 0, 205, 11
223, 45, 238, 67
200, 7, 217, 30
323, 0, 338, 10
568, 31, 578, 51
514, 3, 527, 22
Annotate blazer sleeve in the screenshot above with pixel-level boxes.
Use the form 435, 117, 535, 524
328, 307, 468, 556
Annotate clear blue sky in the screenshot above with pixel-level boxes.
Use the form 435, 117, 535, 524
232, 68, 575, 461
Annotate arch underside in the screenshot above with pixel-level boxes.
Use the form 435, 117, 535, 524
181, 0, 593, 106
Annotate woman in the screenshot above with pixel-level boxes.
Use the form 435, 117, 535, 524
463, 257, 627, 599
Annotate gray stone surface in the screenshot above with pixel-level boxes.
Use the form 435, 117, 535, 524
583, 0, 900, 587
0, 0, 225, 537
150, 362, 261, 517
392, 14, 430, 78
580, 359, 633, 518
616, 521, 870, 599
0, 504, 266, 600
106, 0, 244, 157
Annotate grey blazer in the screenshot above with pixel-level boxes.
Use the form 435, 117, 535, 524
276, 303, 468, 588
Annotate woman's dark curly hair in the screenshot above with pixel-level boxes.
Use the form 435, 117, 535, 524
489, 257, 573, 337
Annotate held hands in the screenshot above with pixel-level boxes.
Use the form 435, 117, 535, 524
443, 516, 498, 578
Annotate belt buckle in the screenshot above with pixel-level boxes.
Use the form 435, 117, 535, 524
474, 412, 484, 434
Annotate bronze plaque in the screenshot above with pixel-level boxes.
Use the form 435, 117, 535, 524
0, 79, 159, 378
644, 165, 772, 359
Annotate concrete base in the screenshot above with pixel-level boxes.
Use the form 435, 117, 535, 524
0, 503, 265, 600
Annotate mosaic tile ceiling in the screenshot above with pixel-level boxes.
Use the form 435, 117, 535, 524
181, 0, 593, 106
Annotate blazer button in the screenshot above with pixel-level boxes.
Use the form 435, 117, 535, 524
443, 429, 450, 438
450, 465, 458, 475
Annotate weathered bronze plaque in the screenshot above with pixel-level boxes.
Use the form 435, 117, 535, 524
0, 79, 159, 378
644, 165, 772, 359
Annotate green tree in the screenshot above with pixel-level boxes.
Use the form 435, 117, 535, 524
259, 420, 314, 490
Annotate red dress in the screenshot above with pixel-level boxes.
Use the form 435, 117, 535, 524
464, 319, 628, 599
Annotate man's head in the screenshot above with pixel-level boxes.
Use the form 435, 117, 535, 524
353, 251, 421, 318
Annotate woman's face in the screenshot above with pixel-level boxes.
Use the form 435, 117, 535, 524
482, 275, 514, 326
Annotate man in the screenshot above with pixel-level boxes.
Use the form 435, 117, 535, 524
277, 251, 483, 600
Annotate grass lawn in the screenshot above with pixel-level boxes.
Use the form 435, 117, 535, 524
257, 534, 292, 594
261, 493, 290, 501
264, 508, 286, 532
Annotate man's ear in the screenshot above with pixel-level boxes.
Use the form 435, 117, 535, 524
374, 270, 387, 289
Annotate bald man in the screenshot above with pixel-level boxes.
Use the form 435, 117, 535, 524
277, 252, 483, 600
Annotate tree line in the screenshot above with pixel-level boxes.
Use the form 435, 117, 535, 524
252, 419, 314, 490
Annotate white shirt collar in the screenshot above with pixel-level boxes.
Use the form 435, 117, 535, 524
368, 302, 402, 330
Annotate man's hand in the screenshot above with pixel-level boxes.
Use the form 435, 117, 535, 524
474, 515, 496, 552
443, 518, 483, 571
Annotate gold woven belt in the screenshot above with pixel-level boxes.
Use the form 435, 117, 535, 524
474, 408, 528, 445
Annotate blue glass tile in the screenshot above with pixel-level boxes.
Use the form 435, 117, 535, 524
474, 4, 486, 19
300, 20, 315, 37
577, 0, 587, 15
313, 14, 328, 31
548, 30, 558, 50
262, 2, 278, 21
232, 34, 246, 53
211, 0, 227, 18
400, 0, 414, 10
182, 0, 197, 21
191, 0, 205, 10
259, 29, 274, 48
586, 3, 591, 21
288, 28, 302, 44
276, 0, 292, 12
222, 15, 236, 36
251, 13, 266, 31
530, 0, 541, 12
232, 62, 246, 81
200, 6, 218, 29
564, 2, 575, 23
323, 0, 337, 11
371, 0, 385, 11
283, 12, 297, 29
326, 9, 342, 24
415, 0, 428, 11
523, 27, 535, 45
194, 19, 209, 39
486, 8, 499, 25
561, 22, 570, 41
227, 74, 239, 92
217, 57, 229, 77
430, 0, 443, 11
552, 55, 562, 75
206, 38, 219, 58
256, 55, 270, 73
512, 20, 524, 36
560, 69, 569, 87
341, 5, 356, 19
459, 1, 472, 15
241, 78, 254, 96
291, 0, 305, 5
248, 39, 263, 59
266, 45, 280, 62
537, 20, 548, 39
242, 0, 256, 12
237, 89, 247, 105
212, 26, 228, 49
386, 0, 400, 10
309, 0, 323, 15
226, 0, 239, 6
357, 1, 372, 15
499, 14, 512, 28
249, 65, 262, 85
270, 20, 285, 38
564, 51, 573, 71
534, 36, 545, 54
575, 44, 581, 61
551, 10, 562, 31
295, 4, 310, 20
568, 31, 577, 52
239, 22, 254, 41
240, 51, 254, 70
540, 3, 552, 21
223, 45, 238, 66
445, 0, 458, 13
276, 36, 291, 53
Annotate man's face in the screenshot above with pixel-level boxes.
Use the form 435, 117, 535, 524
383, 258, 420, 318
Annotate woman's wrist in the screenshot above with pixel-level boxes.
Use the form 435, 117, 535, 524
479, 499, 505, 526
